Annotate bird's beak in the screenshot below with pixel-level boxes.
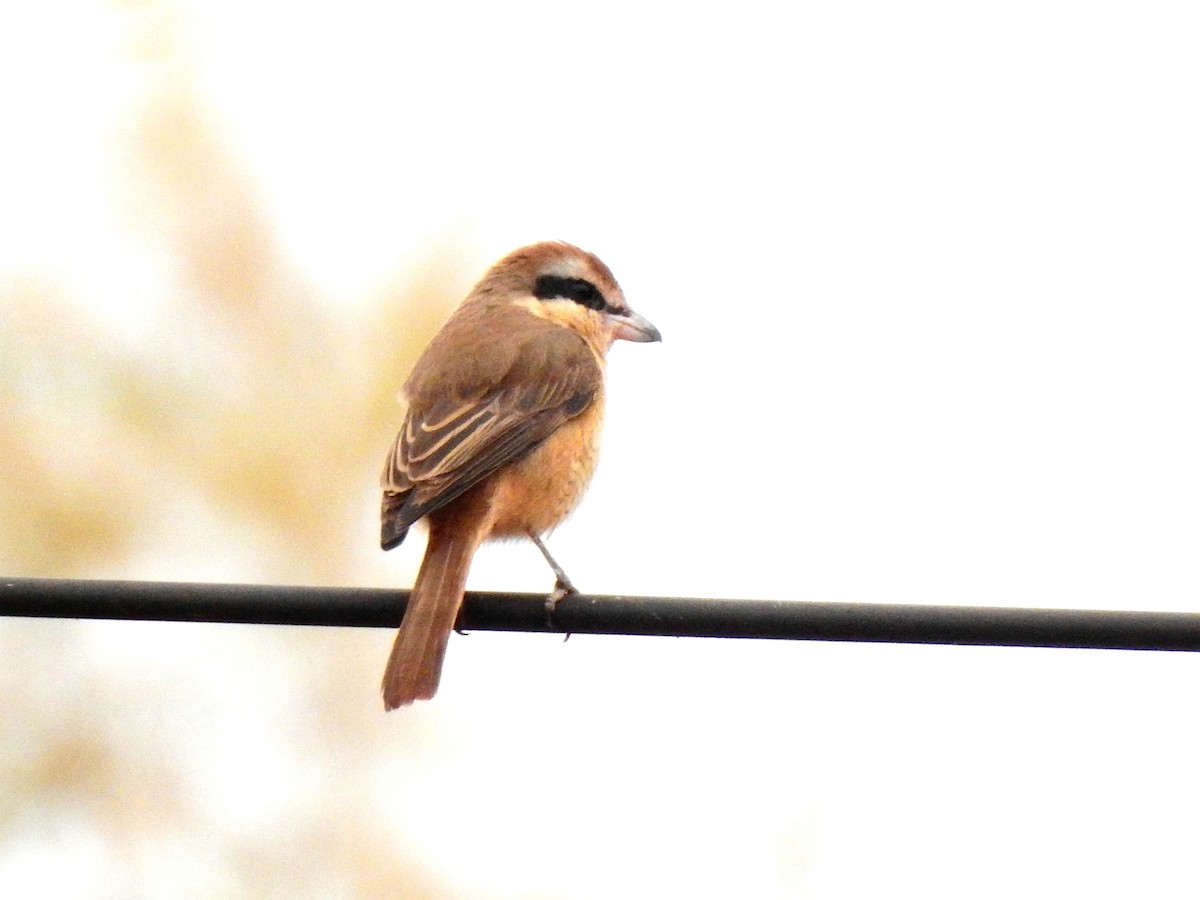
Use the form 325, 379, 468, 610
612, 310, 662, 343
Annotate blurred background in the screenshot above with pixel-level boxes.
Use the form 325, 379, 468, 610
3, 0, 1199, 897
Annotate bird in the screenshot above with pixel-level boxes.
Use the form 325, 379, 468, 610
378, 242, 660, 709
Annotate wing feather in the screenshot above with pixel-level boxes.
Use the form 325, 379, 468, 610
380, 303, 599, 549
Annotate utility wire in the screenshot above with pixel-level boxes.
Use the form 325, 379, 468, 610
4, 576, 1200, 652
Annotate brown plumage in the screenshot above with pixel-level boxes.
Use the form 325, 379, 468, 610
379, 242, 660, 709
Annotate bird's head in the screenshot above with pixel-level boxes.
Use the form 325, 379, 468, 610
476, 242, 661, 352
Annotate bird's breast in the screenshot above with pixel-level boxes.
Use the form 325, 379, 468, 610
488, 391, 606, 538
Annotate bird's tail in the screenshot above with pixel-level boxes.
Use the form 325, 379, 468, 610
381, 521, 481, 709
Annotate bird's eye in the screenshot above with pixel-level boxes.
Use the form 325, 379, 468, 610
534, 275, 607, 312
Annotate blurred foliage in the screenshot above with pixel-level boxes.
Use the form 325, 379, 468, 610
0, 3, 468, 896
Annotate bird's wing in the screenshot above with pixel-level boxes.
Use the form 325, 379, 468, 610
381, 305, 599, 546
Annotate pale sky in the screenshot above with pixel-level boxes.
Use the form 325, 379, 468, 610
3, 1, 1200, 897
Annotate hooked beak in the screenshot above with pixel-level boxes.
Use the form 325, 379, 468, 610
612, 310, 662, 343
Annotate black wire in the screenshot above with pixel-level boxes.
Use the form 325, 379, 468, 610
4, 576, 1200, 652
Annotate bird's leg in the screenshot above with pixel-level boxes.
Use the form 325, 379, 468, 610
528, 532, 578, 630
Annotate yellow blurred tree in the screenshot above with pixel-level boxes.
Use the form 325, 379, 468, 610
0, 4, 471, 896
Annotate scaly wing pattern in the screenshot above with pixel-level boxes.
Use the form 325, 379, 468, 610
380, 303, 599, 549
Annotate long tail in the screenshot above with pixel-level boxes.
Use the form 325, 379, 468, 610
382, 521, 481, 709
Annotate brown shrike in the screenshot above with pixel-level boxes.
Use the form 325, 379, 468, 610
379, 242, 660, 709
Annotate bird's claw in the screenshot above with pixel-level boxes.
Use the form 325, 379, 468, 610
545, 578, 578, 639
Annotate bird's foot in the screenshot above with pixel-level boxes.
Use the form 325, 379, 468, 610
545, 577, 578, 639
